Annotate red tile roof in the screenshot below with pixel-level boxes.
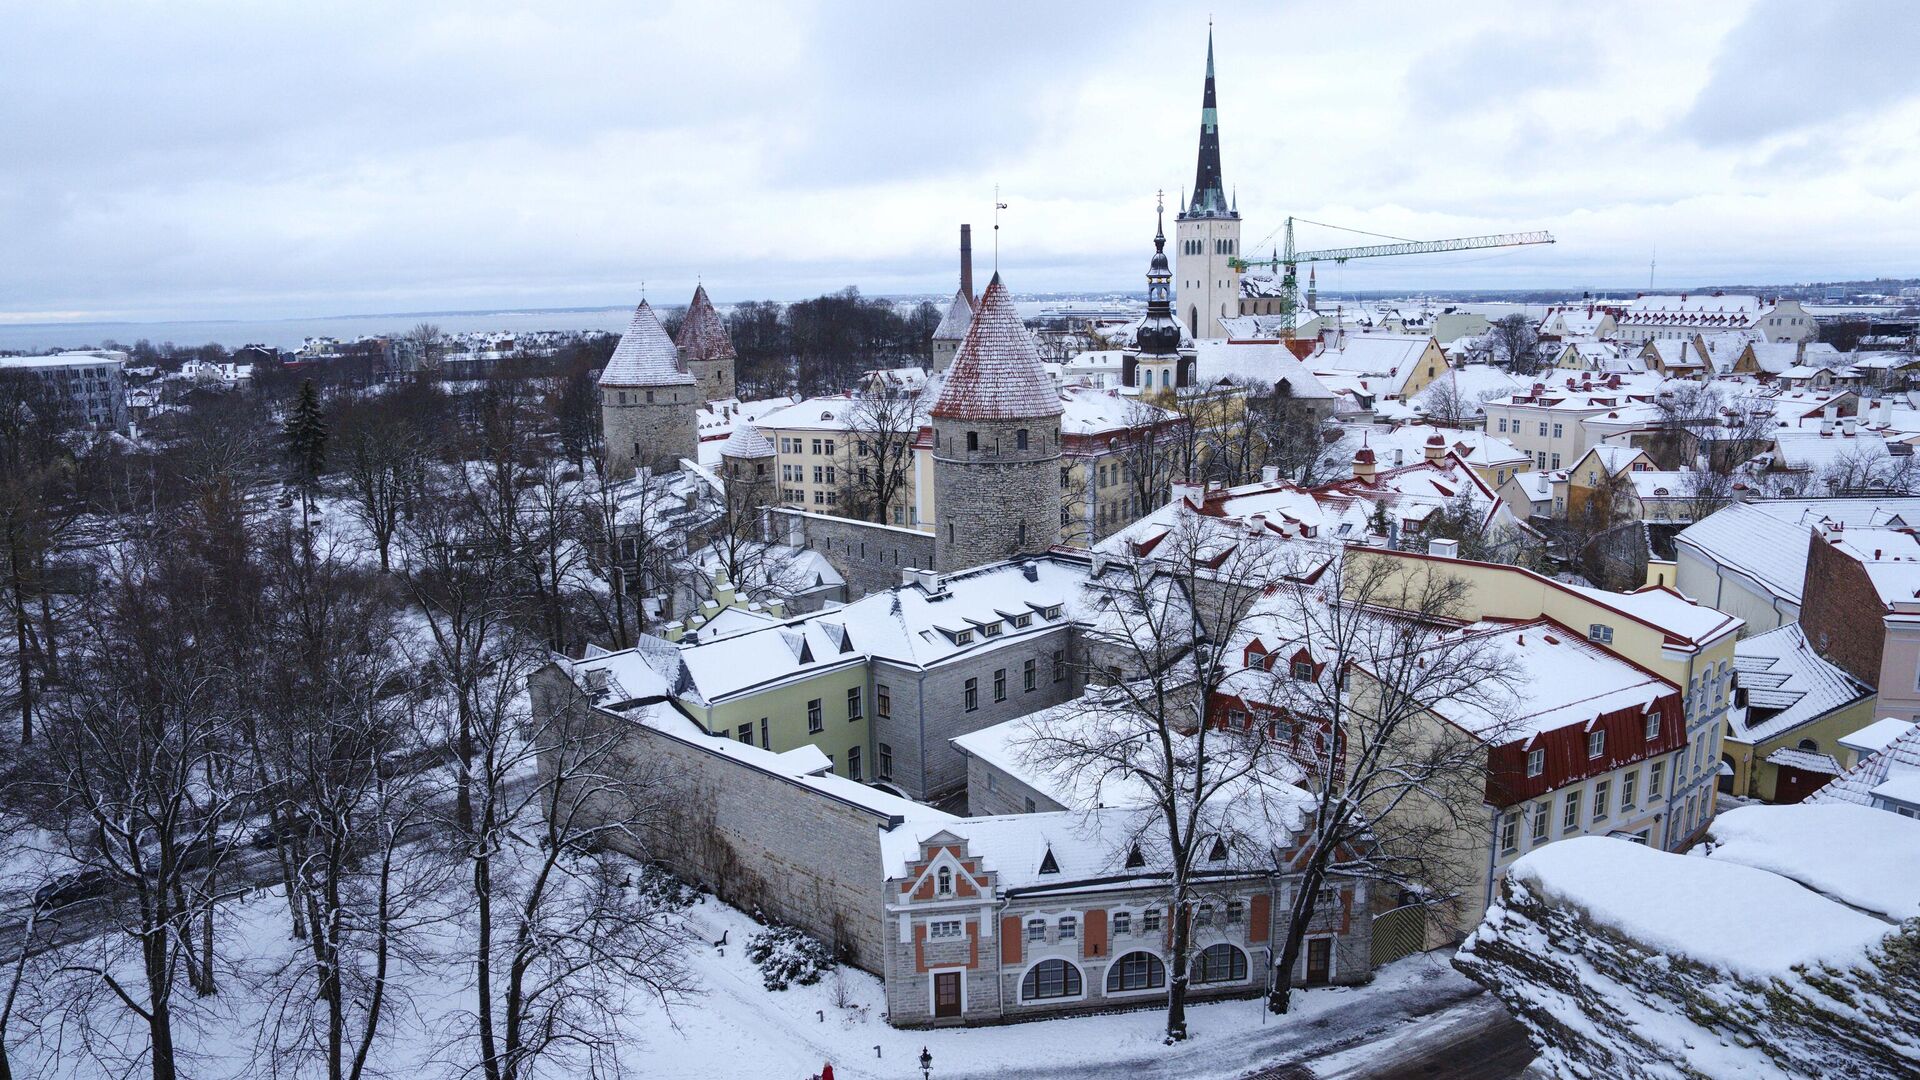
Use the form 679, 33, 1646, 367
930, 274, 1061, 422
676, 284, 736, 361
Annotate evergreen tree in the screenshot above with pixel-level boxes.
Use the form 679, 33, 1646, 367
284, 379, 329, 513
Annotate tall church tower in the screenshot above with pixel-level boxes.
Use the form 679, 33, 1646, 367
1175, 29, 1242, 341
929, 274, 1063, 572
600, 298, 698, 477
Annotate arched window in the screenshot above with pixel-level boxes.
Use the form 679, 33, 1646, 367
936, 867, 953, 896
1192, 943, 1248, 984
1797, 737, 1818, 752
1016, 428, 1029, 450
1020, 959, 1083, 1001
1161, 369, 1171, 387
1105, 952, 1166, 993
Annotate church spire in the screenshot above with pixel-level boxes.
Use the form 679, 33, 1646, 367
1138, 192, 1179, 357
1185, 28, 1233, 219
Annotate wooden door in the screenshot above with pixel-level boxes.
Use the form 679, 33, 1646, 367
933, 972, 961, 1018
1306, 938, 1331, 986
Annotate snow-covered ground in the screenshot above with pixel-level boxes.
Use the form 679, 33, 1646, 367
11, 870, 1490, 1080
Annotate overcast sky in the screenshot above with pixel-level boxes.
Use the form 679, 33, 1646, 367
4, 0, 1917, 322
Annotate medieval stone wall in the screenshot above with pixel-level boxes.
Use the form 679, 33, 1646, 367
932, 416, 1063, 572
530, 666, 891, 971
603, 390, 697, 476
769, 508, 936, 600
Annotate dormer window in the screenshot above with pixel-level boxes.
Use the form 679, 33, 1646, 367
980, 622, 1002, 638
1043, 605, 1062, 620
955, 629, 973, 645
1208, 837, 1229, 862
1012, 613, 1032, 629
1290, 659, 1314, 681
1038, 847, 1060, 875
936, 867, 953, 897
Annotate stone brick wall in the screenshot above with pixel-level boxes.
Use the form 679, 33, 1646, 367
530, 666, 893, 971
603, 391, 697, 476
964, 752, 1066, 817
687, 355, 735, 404
932, 416, 1062, 572
770, 508, 935, 600
1799, 530, 1883, 687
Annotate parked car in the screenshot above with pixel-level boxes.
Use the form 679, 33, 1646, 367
33, 868, 112, 911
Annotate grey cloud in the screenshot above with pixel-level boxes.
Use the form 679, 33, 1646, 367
1682, 0, 1920, 144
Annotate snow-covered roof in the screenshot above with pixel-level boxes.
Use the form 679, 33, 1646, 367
1812, 720, 1920, 811
1058, 386, 1177, 436
1728, 624, 1871, 744
721, 422, 774, 458
1705, 803, 1920, 922
1557, 581, 1741, 646
665, 556, 1091, 703
1762, 746, 1842, 774
930, 275, 1061, 421
0, 351, 126, 370
1347, 424, 1529, 470
1500, 834, 1891, 982
600, 300, 694, 388
1307, 333, 1436, 379
932, 287, 974, 341
1409, 364, 1522, 418
1414, 620, 1678, 743
1193, 341, 1334, 396
1838, 717, 1915, 759
675, 284, 736, 362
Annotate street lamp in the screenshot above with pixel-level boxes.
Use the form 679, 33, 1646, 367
919, 1046, 932, 1080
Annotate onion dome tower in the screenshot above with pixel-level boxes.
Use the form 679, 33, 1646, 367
1127, 193, 1191, 394
675, 284, 737, 403
929, 274, 1063, 571
599, 297, 697, 477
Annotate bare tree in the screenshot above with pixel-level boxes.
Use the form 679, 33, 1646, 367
1251, 381, 1343, 486
252, 526, 443, 1080
457, 652, 692, 1080
1247, 547, 1518, 1012
1490, 315, 1543, 376
1015, 514, 1286, 1041
336, 402, 427, 573
406, 322, 443, 377
838, 379, 923, 525
37, 532, 250, 1080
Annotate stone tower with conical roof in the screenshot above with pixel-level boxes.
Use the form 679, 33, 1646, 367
599, 298, 697, 477
1175, 29, 1242, 341
931, 289, 974, 373
929, 274, 1063, 572
719, 420, 776, 519
676, 284, 737, 403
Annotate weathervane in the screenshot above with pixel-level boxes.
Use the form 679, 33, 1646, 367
994, 185, 1009, 272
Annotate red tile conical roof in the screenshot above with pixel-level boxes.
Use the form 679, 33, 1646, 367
676, 284, 736, 361
930, 274, 1061, 421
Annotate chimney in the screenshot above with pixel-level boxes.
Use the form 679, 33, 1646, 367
1825, 403, 1839, 421
1170, 480, 1204, 508
1428, 538, 1459, 559
960, 224, 975, 304
1423, 433, 1447, 465
1352, 446, 1378, 482
1843, 417, 1858, 437
1260, 464, 1281, 484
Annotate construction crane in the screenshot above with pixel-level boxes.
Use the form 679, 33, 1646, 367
1231, 216, 1555, 335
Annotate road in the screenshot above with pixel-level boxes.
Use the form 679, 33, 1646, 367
1292, 994, 1536, 1080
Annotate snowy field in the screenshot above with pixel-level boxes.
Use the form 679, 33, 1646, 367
10, 872, 1488, 1080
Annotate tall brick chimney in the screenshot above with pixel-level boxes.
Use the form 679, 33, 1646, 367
960, 224, 975, 305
